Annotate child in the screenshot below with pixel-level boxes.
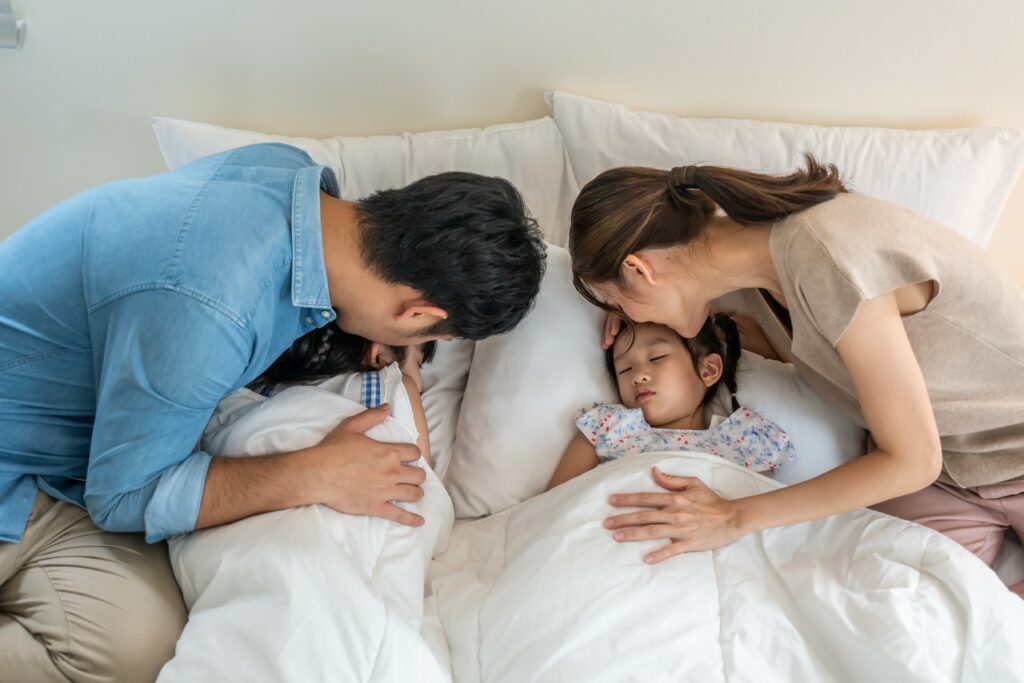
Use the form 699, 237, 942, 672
547, 314, 794, 489
247, 323, 436, 464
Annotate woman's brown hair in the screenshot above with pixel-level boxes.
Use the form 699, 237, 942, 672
569, 155, 847, 310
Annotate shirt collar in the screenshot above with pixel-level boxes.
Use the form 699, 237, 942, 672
290, 164, 340, 309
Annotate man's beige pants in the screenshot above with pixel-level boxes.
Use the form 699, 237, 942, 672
0, 492, 187, 682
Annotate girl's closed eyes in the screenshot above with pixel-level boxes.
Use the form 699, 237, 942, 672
547, 314, 794, 491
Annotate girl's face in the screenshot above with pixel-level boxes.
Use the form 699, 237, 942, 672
610, 324, 716, 428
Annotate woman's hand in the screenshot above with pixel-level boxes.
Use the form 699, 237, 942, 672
602, 312, 624, 349
604, 467, 746, 563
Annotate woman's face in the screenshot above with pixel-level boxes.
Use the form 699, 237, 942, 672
610, 324, 709, 427
594, 276, 711, 340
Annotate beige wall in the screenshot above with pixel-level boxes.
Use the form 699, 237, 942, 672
1, 0, 1021, 283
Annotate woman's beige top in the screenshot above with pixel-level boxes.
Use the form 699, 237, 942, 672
741, 193, 1024, 488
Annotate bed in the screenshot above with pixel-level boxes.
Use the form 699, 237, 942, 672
152, 92, 1024, 681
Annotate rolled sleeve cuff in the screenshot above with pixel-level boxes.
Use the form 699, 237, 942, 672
143, 450, 212, 543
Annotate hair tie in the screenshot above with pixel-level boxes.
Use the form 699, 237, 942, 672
668, 164, 699, 189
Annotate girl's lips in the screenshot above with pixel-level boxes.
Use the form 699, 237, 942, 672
636, 389, 655, 402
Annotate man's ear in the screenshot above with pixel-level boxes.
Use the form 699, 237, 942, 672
622, 252, 657, 287
396, 303, 448, 322
699, 353, 724, 387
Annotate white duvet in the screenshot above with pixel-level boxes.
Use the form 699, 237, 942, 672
429, 452, 1024, 683
155, 362, 1024, 682
158, 365, 454, 683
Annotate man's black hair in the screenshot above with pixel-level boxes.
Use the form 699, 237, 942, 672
355, 172, 547, 340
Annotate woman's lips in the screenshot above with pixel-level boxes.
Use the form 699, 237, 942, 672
636, 389, 655, 402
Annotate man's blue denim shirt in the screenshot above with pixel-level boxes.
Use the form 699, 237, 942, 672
0, 143, 340, 543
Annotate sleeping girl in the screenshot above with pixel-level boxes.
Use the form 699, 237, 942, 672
547, 314, 794, 489
159, 325, 451, 682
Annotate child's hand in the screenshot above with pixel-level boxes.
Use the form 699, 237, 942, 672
603, 467, 745, 562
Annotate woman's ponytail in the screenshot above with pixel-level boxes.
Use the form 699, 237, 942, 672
571, 155, 847, 309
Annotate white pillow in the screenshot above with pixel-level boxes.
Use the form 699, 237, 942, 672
707, 351, 867, 486
419, 339, 475, 480
547, 90, 1024, 247
444, 245, 618, 518
151, 115, 579, 246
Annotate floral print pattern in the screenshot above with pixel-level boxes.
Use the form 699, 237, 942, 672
575, 403, 795, 472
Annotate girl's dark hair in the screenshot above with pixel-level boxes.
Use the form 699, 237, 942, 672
570, 155, 846, 311
605, 314, 742, 412
248, 324, 436, 396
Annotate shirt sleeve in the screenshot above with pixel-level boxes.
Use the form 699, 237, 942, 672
748, 412, 796, 471
782, 220, 868, 347
783, 208, 943, 348
85, 288, 253, 542
574, 403, 629, 455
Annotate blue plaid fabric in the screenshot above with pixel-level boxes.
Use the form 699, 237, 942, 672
361, 370, 382, 409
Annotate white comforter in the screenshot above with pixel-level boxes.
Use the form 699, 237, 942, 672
159, 367, 454, 682
429, 452, 1024, 683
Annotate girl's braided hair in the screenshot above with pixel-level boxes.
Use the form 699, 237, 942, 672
248, 324, 436, 396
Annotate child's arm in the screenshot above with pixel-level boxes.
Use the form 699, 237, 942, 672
546, 432, 600, 490
400, 373, 432, 468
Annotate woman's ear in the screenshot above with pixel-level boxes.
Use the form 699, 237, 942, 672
622, 252, 657, 287
699, 353, 724, 387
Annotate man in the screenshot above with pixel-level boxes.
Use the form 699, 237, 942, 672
0, 143, 546, 681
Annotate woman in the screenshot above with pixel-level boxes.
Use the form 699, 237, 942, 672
569, 158, 1024, 596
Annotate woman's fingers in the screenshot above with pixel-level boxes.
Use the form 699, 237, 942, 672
644, 540, 692, 564
604, 509, 675, 529
611, 524, 679, 543
651, 467, 701, 491
602, 314, 623, 349
608, 492, 676, 508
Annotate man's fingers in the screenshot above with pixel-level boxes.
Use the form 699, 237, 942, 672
390, 443, 423, 464
396, 464, 427, 485
379, 502, 424, 527
338, 403, 391, 434
389, 484, 425, 503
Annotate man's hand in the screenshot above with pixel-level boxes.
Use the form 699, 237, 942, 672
307, 404, 427, 526
197, 404, 429, 531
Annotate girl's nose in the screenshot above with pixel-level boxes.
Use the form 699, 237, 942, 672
632, 370, 650, 385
